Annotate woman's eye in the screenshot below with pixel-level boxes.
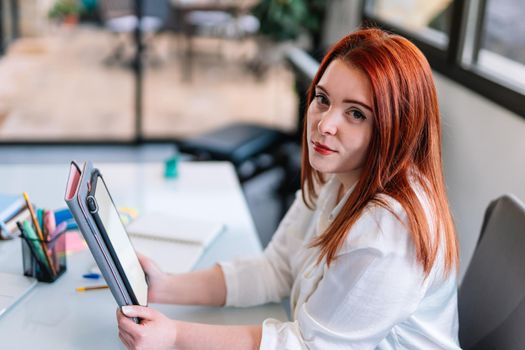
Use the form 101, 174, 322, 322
348, 109, 366, 121
315, 94, 329, 106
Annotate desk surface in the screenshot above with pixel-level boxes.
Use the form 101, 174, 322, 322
0, 162, 286, 349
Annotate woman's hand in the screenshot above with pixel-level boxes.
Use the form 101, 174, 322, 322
137, 253, 171, 303
117, 306, 177, 350
117, 306, 263, 350
137, 253, 227, 306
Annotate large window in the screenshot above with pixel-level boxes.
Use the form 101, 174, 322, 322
461, 0, 525, 94
0, 0, 298, 144
1, 0, 15, 53
364, 0, 453, 48
362, 0, 525, 119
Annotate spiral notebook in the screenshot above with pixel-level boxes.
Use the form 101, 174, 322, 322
126, 212, 225, 274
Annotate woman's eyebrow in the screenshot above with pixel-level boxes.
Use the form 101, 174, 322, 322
315, 85, 328, 94
342, 99, 373, 112
316, 84, 372, 112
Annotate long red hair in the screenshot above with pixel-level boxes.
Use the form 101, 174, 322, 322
302, 28, 459, 276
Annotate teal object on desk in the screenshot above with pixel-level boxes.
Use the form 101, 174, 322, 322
37, 208, 43, 230
164, 156, 179, 179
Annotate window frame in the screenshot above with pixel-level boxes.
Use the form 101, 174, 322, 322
0, 0, 20, 56
0, 0, 5, 55
361, 0, 525, 120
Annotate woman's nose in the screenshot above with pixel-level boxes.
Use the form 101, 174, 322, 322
317, 112, 338, 135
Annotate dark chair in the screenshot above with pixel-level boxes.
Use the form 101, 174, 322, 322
458, 194, 525, 349
179, 122, 288, 183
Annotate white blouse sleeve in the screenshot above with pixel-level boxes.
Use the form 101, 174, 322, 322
219, 191, 314, 307
260, 204, 432, 350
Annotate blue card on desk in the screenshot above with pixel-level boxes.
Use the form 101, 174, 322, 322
0, 194, 27, 239
0, 194, 25, 222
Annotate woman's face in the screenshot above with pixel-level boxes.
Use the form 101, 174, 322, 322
307, 59, 374, 189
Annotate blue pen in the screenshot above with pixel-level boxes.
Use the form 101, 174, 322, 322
82, 273, 101, 280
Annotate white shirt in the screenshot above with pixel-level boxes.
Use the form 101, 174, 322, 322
220, 177, 460, 349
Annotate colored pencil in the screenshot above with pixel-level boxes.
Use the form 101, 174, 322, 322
76, 285, 109, 292
22, 192, 57, 276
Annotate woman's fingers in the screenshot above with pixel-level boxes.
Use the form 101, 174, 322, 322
117, 307, 141, 335
117, 308, 141, 349
137, 252, 163, 277
117, 309, 135, 348
121, 305, 157, 321
136, 252, 149, 266
119, 330, 134, 349
137, 253, 155, 270
116, 306, 177, 350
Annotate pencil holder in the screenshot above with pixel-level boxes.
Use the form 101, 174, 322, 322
21, 228, 67, 283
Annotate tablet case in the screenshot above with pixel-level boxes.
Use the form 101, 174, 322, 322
87, 170, 146, 306
64, 161, 142, 310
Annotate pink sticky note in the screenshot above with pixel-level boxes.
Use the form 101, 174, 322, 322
65, 231, 87, 255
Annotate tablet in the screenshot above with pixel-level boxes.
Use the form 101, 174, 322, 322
65, 161, 148, 315
86, 170, 148, 307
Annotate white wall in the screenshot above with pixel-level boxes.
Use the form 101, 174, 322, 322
435, 72, 525, 280
322, 0, 362, 47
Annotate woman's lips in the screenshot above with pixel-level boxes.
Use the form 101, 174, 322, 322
312, 141, 336, 155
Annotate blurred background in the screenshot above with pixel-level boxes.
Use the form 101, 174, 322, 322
0, 0, 524, 280
0, 0, 302, 141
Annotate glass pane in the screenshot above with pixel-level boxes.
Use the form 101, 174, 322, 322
142, 38, 298, 139
0, 0, 135, 142
474, 0, 525, 93
142, 1, 298, 139
364, 0, 453, 48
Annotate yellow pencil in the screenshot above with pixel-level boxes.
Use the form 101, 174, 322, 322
76, 285, 109, 292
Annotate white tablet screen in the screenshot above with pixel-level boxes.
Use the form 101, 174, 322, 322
94, 180, 148, 306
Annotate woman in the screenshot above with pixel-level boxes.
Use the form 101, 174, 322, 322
117, 28, 460, 349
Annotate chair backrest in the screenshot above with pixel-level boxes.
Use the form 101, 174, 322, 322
99, 0, 133, 20
143, 0, 170, 21
458, 194, 525, 349
100, 0, 170, 21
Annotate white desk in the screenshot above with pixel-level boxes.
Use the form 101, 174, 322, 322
0, 162, 287, 349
